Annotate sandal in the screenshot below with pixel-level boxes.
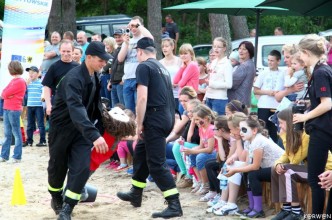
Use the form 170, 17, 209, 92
247, 209, 265, 218
235, 207, 252, 216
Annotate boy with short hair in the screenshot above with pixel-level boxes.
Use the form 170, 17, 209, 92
254, 50, 284, 143
24, 66, 46, 147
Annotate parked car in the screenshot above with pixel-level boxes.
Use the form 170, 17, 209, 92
76, 14, 131, 39
193, 35, 305, 74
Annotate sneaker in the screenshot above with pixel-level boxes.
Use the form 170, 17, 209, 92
33, 129, 40, 135
196, 183, 210, 196
126, 167, 133, 175
36, 142, 47, 147
247, 209, 265, 218
213, 203, 238, 216
8, 158, 21, 163
207, 194, 220, 207
176, 178, 193, 188
199, 191, 217, 202
206, 200, 226, 213
23, 142, 32, 147
0, 157, 7, 162
147, 175, 154, 182
190, 182, 201, 193
283, 211, 304, 220
235, 207, 253, 216
272, 209, 291, 220
114, 164, 128, 172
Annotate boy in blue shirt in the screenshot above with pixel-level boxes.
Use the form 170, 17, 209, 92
24, 66, 46, 147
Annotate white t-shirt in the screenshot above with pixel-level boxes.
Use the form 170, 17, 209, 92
160, 56, 182, 98
254, 69, 284, 109
123, 36, 141, 80
248, 133, 284, 168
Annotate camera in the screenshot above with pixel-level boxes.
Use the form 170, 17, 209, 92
292, 103, 306, 131
125, 28, 130, 34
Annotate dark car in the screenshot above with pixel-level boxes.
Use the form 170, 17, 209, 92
76, 14, 131, 39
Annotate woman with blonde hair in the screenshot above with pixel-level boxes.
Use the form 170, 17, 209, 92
173, 43, 199, 114
160, 38, 182, 109
293, 34, 332, 218
204, 37, 233, 115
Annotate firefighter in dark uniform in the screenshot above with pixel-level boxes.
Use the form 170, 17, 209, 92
117, 37, 183, 218
47, 41, 110, 220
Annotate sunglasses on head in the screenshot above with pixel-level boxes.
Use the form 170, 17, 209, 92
240, 127, 248, 133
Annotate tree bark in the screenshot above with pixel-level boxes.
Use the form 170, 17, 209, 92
47, 0, 76, 39
229, 16, 249, 40
209, 14, 231, 55
147, 0, 162, 59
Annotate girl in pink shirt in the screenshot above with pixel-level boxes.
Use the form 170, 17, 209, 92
0, 61, 27, 163
182, 104, 217, 196
173, 43, 199, 114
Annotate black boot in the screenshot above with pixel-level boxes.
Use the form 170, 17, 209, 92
57, 203, 74, 220
50, 192, 63, 215
117, 187, 143, 207
152, 197, 183, 219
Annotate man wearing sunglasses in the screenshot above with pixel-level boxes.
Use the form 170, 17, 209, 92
117, 16, 153, 114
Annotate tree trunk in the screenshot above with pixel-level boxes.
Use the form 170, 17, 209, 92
196, 13, 201, 39
147, 0, 162, 59
229, 16, 249, 40
209, 14, 231, 55
47, 0, 76, 39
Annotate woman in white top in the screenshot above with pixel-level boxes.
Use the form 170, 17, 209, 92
160, 38, 182, 109
205, 37, 233, 115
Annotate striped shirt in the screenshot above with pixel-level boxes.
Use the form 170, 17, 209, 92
27, 79, 43, 107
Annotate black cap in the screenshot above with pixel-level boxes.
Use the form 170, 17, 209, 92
113, 29, 124, 36
26, 66, 39, 73
85, 41, 112, 61
134, 37, 155, 50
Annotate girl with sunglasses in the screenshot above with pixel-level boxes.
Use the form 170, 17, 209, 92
225, 115, 284, 218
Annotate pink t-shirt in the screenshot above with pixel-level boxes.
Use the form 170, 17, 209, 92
199, 124, 218, 151
1, 77, 26, 111
173, 61, 199, 92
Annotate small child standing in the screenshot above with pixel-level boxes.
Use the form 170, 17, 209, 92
0, 61, 27, 163
196, 57, 209, 102
24, 66, 46, 147
284, 53, 310, 101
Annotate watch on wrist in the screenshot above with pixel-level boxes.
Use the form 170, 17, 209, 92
136, 23, 140, 28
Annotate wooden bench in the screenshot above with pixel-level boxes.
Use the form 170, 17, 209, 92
262, 182, 329, 214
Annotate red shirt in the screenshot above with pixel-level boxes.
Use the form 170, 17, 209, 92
1, 77, 26, 111
173, 61, 199, 91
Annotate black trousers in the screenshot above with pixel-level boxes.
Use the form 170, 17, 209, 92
132, 112, 176, 194
47, 124, 92, 205
205, 159, 223, 193
307, 129, 332, 219
258, 108, 278, 143
248, 167, 271, 196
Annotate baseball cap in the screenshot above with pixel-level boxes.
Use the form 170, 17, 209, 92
113, 29, 124, 36
26, 66, 39, 73
134, 37, 155, 50
85, 41, 112, 61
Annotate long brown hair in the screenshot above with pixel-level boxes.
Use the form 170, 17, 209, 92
214, 116, 230, 158
278, 108, 303, 155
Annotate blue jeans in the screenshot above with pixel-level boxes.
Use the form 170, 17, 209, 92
100, 74, 112, 101
190, 151, 217, 171
1, 110, 23, 160
27, 106, 46, 143
0, 98, 3, 116
123, 78, 137, 113
205, 98, 228, 116
111, 83, 124, 107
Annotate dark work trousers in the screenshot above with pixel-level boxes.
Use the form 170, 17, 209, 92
257, 108, 278, 143
205, 158, 223, 194
47, 124, 92, 205
247, 167, 271, 196
132, 110, 177, 193
307, 129, 332, 219
271, 164, 307, 203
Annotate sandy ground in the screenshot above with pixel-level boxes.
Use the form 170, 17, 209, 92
0, 120, 275, 220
